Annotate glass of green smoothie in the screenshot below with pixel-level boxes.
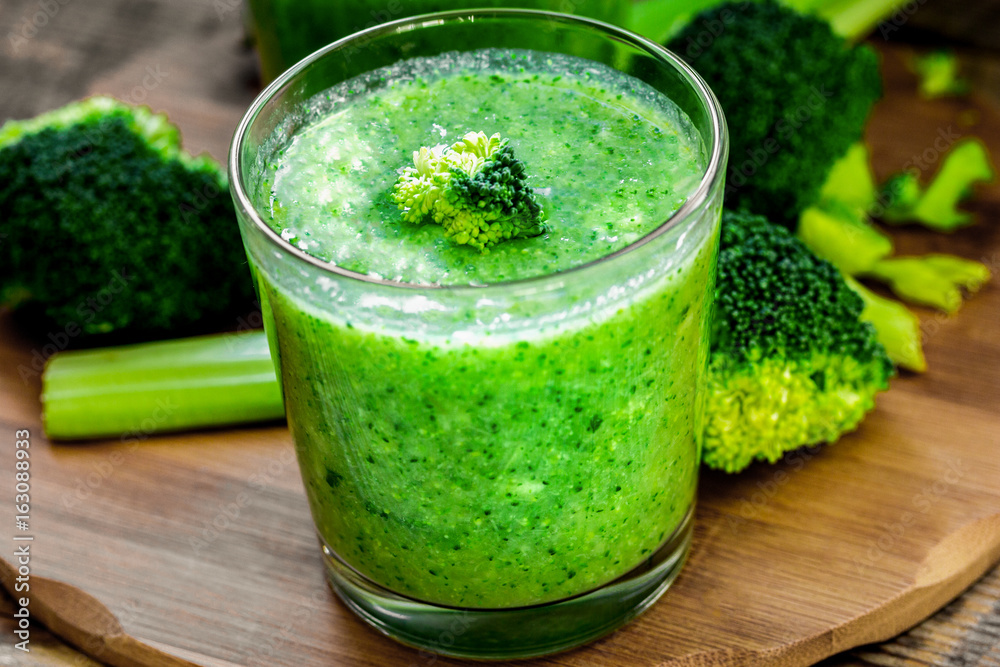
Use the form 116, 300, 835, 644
246, 0, 629, 82
230, 9, 727, 659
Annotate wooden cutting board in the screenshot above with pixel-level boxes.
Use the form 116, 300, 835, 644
1, 31, 999, 667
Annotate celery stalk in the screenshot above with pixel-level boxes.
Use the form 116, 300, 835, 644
42, 331, 284, 440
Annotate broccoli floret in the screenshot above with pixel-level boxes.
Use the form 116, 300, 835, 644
667, 0, 881, 225
0, 97, 255, 341
391, 131, 545, 250
705, 210, 893, 473
878, 138, 995, 231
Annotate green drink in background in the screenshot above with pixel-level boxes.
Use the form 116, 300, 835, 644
247, 0, 629, 81
231, 11, 727, 658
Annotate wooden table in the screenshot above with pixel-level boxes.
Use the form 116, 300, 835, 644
1, 1, 998, 665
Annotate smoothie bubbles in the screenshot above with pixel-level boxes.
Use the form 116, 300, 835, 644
230, 10, 727, 659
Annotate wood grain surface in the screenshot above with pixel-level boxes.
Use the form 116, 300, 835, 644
1, 1, 999, 665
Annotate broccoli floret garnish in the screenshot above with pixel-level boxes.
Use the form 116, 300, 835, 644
391, 131, 545, 250
0, 97, 255, 340
878, 138, 995, 231
705, 210, 893, 473
667, 0, 881, 226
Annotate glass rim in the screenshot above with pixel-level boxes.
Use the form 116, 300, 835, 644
229, 8, 728, 292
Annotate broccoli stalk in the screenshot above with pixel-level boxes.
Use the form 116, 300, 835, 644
0, 96, 255, 340
797, 202, 893, 276
795, 143, 893, 276
795, 143, 991, 367
43, 332, 284, 440
865, 255, 991, 314
844, 277, 926, 373
703, 210, 893, 472
805, 140, 992, 296
391, 131, 545, 250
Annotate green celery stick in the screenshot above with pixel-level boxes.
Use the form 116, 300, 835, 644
42, 331, 284, 440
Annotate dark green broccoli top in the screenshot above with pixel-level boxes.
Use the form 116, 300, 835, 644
668, 0, 881, 225
0, 107, 255, 340
714, 209, 890, 371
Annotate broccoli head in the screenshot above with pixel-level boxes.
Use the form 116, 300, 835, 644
0, 97, 255, 341
667, 1, 881, 225
704, 209, 893, 473
391, 131, 545, 250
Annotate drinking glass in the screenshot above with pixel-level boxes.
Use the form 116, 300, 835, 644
230, 10, 727, 659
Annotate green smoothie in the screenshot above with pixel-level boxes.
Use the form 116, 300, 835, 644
255, 49, 717, 609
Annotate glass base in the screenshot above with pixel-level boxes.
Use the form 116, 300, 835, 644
320, 506, 693, 660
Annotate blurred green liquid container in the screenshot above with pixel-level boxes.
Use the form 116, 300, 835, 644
247, 0, 629, 82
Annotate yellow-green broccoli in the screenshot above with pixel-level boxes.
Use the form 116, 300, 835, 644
705, 210, 894, 472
